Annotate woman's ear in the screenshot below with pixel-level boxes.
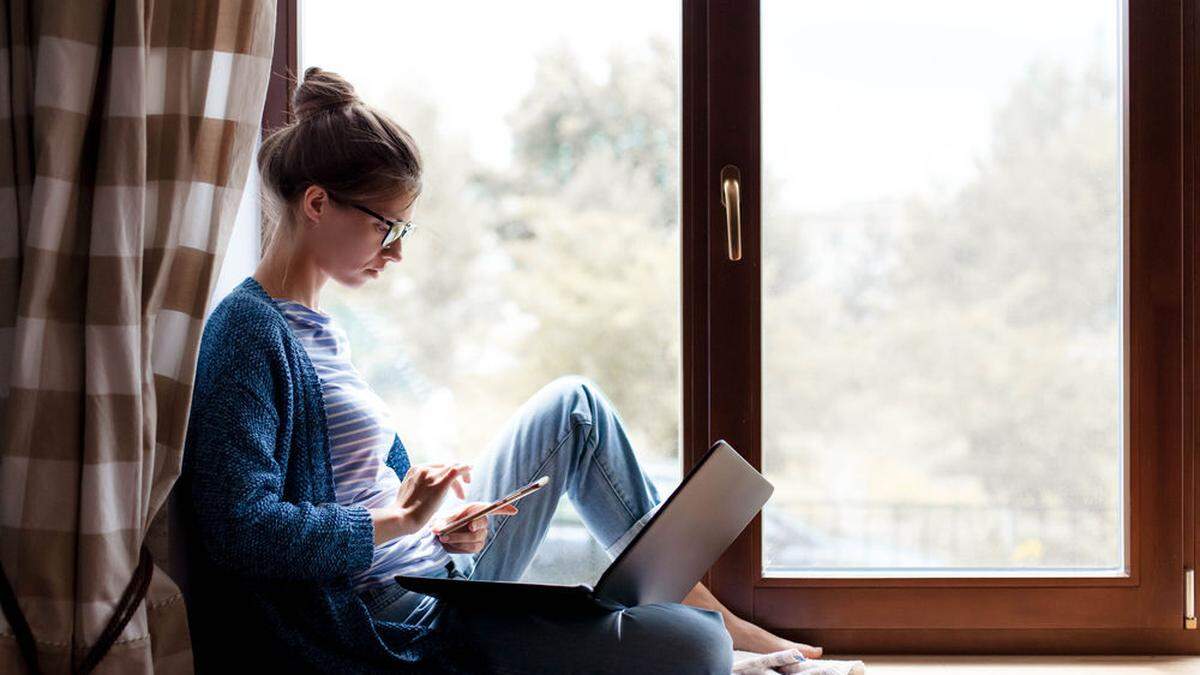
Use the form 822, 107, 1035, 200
300, 184, 328, 226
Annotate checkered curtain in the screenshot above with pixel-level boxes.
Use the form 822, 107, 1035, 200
0, 1, 275, 672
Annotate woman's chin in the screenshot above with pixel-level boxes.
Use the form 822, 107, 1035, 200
334, 271, 371, 288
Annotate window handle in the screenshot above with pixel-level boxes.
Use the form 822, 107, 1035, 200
720, 164, 743, 261
1187, 568, 1197, 629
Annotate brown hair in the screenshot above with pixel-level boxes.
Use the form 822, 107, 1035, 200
257, 66, 423, 253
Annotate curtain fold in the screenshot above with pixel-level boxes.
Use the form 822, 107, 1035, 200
0, 1, 275, 671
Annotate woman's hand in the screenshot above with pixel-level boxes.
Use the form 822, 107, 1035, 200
430, 501, 519, 554
390, 462, 473, 536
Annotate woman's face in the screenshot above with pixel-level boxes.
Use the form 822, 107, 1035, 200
300, 186, 412, 288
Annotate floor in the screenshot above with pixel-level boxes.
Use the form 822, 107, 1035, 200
840, 655, 1200, 673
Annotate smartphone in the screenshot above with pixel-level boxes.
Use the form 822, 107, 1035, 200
433, 475, 550, 535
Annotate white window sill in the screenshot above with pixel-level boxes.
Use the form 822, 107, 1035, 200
853, 655, 1199, 673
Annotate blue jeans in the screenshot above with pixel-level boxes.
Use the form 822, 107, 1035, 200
356, 375, 733, 674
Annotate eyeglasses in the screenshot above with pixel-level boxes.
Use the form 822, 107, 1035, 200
349, 203, 417, 249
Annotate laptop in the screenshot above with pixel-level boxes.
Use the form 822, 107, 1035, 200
394, 439, 773, 612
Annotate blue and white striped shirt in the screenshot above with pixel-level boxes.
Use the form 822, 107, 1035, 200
272, 297, 451, 591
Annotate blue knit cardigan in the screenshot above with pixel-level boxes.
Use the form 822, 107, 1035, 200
179, 275, 472, 673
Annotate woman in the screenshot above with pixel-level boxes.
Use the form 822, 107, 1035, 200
182, 66, 822, 673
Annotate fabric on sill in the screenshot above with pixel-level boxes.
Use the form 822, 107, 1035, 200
732, 648, 867, 675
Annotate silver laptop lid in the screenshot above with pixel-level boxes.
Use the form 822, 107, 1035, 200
593, 439, 773, 607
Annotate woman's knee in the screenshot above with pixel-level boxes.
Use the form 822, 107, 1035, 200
619, 603, 733, 674
547, 374, 600, 407
679, 605, 734, 673
533, 374, 604, 431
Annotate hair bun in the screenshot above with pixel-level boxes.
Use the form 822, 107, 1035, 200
293, 66, 359, 120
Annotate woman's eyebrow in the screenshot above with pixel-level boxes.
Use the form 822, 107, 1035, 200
353, 204, 397, 222
368, 205, 408, 222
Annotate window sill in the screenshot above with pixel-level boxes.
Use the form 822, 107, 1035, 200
852, 655, 1199, 673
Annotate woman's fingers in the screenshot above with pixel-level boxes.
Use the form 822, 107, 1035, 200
425, 464, 472, 498
443, 541, 485, 554
464, 500, 512, 518
409, 463, 447, 479
454, 502, 518, 524
441, 527, 487, 546
437, 519, 487, 544
436, 505, 517, 543
413, 463, 470, 484
448, 504, 482, 523
454, 464, 471, 482
433, 502, 514, 533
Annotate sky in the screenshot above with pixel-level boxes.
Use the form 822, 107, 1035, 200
762, 0, 1122, 211
300, 1, 1120, 212
300, 1, 680, 170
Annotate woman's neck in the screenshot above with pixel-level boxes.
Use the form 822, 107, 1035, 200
253, 239, 326, 310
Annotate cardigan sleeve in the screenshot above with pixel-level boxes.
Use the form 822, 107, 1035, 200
187, 361, 377, 582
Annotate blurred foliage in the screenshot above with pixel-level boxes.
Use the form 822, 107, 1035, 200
325, 36, 682, 469
762, 53, 1120, 568
325, 34, 1121, 570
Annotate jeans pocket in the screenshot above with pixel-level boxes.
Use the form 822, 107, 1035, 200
360, 581, 411, 617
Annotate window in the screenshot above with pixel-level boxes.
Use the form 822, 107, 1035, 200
760, 1, 1124, 576
270, 0, 1199, 653
297, 0, 683, 585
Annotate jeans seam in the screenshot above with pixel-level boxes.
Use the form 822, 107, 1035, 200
585, 421, 641, 527
469, 416, 594, 573
578, 382, 644, 531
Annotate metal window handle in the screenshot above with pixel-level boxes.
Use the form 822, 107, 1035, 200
720, 164, 742, 261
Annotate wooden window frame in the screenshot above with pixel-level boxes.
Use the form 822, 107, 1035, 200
699, 0, 1199, 654
262, 0, 298, 134
269, 0, 1199, 654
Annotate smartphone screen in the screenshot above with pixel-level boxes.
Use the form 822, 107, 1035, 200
434, 475, 550, 535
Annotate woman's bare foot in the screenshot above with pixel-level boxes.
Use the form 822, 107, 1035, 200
682, 581, 824, 658
725, 613, 823, 659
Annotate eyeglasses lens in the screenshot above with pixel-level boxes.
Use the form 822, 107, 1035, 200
383, 223, 409, 248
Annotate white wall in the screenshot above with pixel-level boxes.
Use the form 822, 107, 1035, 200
207, 137, 263, 316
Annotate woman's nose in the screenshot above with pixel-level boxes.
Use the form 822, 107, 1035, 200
382, 242, 402, 261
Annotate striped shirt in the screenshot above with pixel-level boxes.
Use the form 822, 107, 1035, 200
271, 297, 451, 591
